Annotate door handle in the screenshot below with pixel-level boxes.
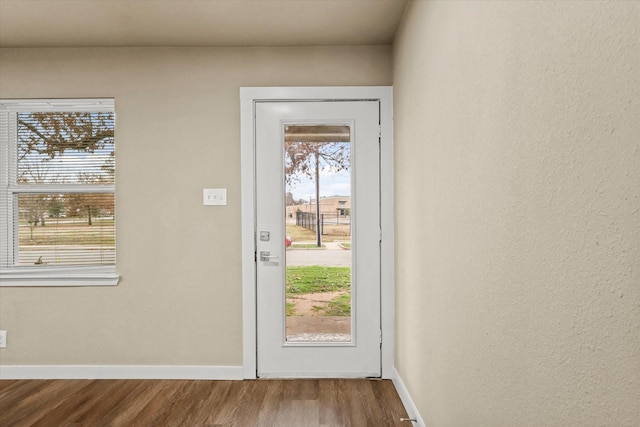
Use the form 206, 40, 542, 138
260, 251, 278, 262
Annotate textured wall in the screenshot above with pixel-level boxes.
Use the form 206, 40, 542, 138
393, 1, 639, 425
0, 46, 391, 365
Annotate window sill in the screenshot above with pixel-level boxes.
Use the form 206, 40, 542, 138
0, 266, 119, 287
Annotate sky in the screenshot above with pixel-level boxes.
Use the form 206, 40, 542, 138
286, 165, 351, 202
18, 146, 114, 184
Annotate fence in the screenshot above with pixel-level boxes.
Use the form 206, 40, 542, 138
296, 211, 351, 235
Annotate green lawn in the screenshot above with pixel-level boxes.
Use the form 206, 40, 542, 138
286, 265, 351, 294
324, 294, 351, 316
19, 220, 115, 246
286, 265, 352, 317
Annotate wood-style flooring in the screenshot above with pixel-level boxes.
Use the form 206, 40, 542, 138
0, 378, 411, 426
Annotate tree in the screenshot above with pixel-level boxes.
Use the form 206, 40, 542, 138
17, 162, 58, 227
285, 126, 350, 246
17, 112, 114, 161
19, 194, 50, 239
285, 191, 306, 206
286, 192, 295, 206
17, 112, 115, 226
47, 198, 65, 219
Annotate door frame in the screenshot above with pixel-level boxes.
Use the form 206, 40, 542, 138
240, 86, 394, 379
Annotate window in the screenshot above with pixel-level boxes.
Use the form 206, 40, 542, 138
0, 99, 118, 286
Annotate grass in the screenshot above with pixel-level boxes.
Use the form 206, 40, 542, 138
286, 224, 351, 244
286, 302, 296, 316
18, 219, 115, 246
286, 225, 317, 242
326, 294, 351, 316
322, 224, 351, 238
290, 243, 325, 249
310, 294, 351, 317
286, 266, 351, 294
286, 265, 352, 318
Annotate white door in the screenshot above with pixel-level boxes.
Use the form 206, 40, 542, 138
255, 100, 381, 377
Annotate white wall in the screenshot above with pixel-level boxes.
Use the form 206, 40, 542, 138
393, 1, 639, 425
0, 46, 391, 366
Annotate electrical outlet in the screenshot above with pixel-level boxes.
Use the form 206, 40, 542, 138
0, 330, 6, 348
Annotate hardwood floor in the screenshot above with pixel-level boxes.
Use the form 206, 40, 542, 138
0, 379, 410, 426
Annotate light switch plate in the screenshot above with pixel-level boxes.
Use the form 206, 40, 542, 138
203, 188, 227, 206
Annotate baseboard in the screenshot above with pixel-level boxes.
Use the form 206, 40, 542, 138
392, 367, 426, 427
0, 365, 244, 380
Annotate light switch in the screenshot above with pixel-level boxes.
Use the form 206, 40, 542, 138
203, 188, 227, 206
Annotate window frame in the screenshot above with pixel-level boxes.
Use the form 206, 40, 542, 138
0, 99, 119, 287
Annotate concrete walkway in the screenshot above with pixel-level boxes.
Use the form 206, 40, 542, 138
285, 242, 351, 267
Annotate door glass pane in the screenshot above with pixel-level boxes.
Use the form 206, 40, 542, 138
284, 125, 352, 343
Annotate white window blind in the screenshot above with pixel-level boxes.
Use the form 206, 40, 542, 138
0, 99, 118, 286
17, 112, 115, 184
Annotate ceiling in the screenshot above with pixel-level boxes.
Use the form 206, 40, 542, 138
0, 0, 408, 48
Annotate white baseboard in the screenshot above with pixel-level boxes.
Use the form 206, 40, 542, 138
0, 365, 244, 380
392, 367, 426, 427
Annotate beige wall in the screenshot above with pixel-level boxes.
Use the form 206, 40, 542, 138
0, 46, 391, 365
393, 1, 639, 426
